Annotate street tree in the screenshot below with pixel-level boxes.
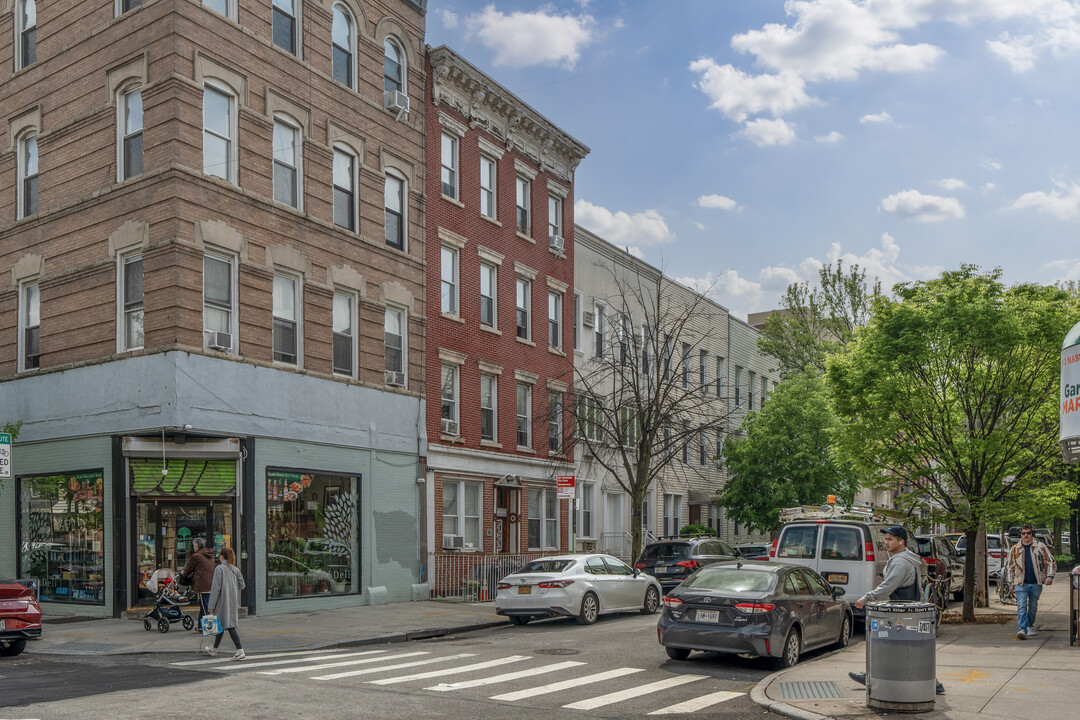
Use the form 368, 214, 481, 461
717, 369, 860, 532
568, 267, 734, 562
827, 266, 1075, 621
758, 259, 880, 378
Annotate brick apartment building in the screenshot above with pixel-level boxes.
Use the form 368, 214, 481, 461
0, 0, 429, 616
422, 45, 589, 598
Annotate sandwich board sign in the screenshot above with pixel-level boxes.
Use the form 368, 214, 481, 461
0, 433, 11, 480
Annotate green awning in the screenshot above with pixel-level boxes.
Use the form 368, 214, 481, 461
129, 458, 237, 497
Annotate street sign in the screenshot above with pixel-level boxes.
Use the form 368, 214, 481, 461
556, 474, 575, 500
0, 433, 11, 480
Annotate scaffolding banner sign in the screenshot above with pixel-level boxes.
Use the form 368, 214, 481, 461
0, 433, 11, 479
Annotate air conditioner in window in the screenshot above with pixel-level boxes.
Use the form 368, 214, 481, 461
580, 540, 596, 553
441, 419, 459, 436
583, 311, 595, 328
207, 331, 232, 352
384, 90, 410, 117
549, 234, 565, 252
442, 534, 464, 550
385, 370, 406, 387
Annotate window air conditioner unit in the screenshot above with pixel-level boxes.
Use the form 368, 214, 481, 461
207, 331, 232, 351
549, 234, 565, 252
441, 419, 459, 436
581, 540, 596, 552
385, 370, 406, 387
583, 311, 595, 328
442, 534, 464, 550
384, 90, 410, 116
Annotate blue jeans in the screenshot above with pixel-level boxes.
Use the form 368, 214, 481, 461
1014, 583, 1043, 631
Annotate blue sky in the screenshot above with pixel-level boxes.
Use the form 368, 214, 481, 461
427, 1, 1080, 319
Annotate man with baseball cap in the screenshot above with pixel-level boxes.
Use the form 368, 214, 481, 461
848, 526, 943, 694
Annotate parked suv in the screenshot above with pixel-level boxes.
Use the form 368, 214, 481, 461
914, 534, 965, 610
634, 536, 739, 592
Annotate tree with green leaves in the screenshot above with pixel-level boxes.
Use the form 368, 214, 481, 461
827, 266, 1076, 621
717, 369, 859, 532
758, 259, 880, 378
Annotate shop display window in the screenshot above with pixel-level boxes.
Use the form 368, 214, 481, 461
18, 471, 106, 605
266, 470, 358, 599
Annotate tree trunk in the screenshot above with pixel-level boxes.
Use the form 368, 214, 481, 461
1054, 517, 1064, 555
630, 494, 643, 563
975, 528, 988, 609
962, 529, 976, 622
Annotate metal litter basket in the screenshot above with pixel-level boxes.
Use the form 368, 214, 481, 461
865, 600, 937, 712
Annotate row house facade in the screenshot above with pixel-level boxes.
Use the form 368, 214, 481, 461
0, 0, 430, 616
422, 45, 589, 600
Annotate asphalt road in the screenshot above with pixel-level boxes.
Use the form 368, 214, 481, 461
2, 611, 861, 719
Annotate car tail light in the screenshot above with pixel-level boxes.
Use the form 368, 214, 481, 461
497, 582, 512, 590
537, 580, 574, 589
675, 560, 698, 570
735, 602, 776, 614
634, 562, 646, 569
662, 596, 683, 608
769, 539, 778, 558
865, 541, 876, 562
989, 551, 1002, 559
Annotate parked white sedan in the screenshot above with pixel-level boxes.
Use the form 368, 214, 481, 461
495, 554, 662, 626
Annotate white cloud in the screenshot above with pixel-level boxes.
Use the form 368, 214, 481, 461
689, 59, 812, 122
1038, 258, 1080, 283
466, 6, 596, 69
987, 32, 1037, 71
981, 158, 1002, 171
575, 200, 675, 246
815, 131, 843, 143
1009, 182, 1080, 220
938, 178, 968, 191
739, 118, 797, 146
694, 222, 706, 230
860, 111, 894, 124
881, 190, 965, 222
698, 194, 738, 210
437, 8, 459, 29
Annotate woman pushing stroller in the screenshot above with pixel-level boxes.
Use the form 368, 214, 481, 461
202, 546, 246, 660
180, 537, 215, 626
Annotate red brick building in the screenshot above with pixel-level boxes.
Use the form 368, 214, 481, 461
423, 46, 589, 596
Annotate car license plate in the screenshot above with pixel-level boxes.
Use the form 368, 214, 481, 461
517, 586, 531, 595
653, 567, 668, 574
695, 609, 720, 623
826, 573, 849, 584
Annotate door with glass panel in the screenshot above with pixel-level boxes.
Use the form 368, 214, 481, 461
134, 502, 211, 604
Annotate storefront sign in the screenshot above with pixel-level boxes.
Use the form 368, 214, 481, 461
557, 475, 575, 500
0, 433, 11, 479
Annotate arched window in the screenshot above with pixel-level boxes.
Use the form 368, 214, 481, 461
332, 5, 354, 88
383, 37, 403, 95
16, 0, 36, 70
18, 133, 38, 219
118, 86, 143, 181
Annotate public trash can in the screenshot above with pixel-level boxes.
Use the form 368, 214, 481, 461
865, 600, 937, 712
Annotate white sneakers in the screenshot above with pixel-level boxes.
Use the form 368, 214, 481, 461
201, 646, 217, 656
1016, 629, 1027, 639
1026, 627, 1037, 637
233, 649, 246, 661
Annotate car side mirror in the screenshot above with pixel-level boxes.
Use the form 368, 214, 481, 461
733, 549, 742, 558
832, 586, 846, 598
633, 568, 640, 577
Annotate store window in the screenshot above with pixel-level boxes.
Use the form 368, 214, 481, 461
18, 471, 106, 605
266, 470, 359, 599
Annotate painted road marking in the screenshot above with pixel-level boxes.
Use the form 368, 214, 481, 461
647, 690, 746, 714
214, 649, 387, 671
368, 656, 531, 685
313, 653, 478, 681
260, 651, 429, 675
170, 649, 332, 666
562, 675, 707, 710
426, 661, 585, 691
490, 667, 645, 701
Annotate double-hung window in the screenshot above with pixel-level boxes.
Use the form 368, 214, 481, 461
440, 246, 458, 315
203, 0, 232, 18
579, 483, 594, 538
761, 376, 769, 408
383, 38, 404, 94
332, 291, 355, 376
273, 117, 301, 208
548, 392, 562, 453
699, 429, 708, 466
119, 87, 143, 181
440, 133, 458, 199
593, 304, 606, 358
480, 263, 496, 328
120, 0, 141, 13
18, 134, 37, 219
548, 291, 561, 349
699, 350, 708, 394
577, 395, 601, 443
120, 252, 144, 351
716, 428, 725, 460
516, 278, 530, 340
19, 281, 40, 371
681, 421, 690, 464
734, 366, 743, 406
333, 147, 356, 231
480, 374, 497, 441
663, 494, 683, 536
443, 481, 481, 551
681, 343, 692, 389
331, 5, 354, 88
573, 292, 581, 351
203, 83, 236, 183
528, 489, 557, 550
384, 306, 405, 384
17, 0, 35, 70
515, 176, 530, 234
516, 383, 532, 448
272, 273, 300, 365
716, 357, 725, 397
385, 173, 405, 249
203, 253, 235, 351
440, 364, 459, 433
748, 371, 756, 409
548, 195, 562, 241
480, 156, 496, 218
272, 0, 298, 56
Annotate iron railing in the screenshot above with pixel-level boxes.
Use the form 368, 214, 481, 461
428, 552, 554, 601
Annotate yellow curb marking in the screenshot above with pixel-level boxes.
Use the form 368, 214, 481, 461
422, 611, 450, 616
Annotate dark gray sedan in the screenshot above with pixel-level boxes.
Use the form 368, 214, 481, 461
657, 560, 851, 668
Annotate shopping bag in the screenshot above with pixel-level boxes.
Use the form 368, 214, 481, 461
200, 614, 222, 636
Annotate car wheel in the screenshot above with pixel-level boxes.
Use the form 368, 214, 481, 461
641, 586, 660, 615
182, 615, 195, 631
143, 618, 153, 631
665, 646, 691, 661
509, 615, 530, 626
576, 592, 599, 625
0, 640, 27, 657
775, 628, 801, 669
835, 614, 852, 649
158, 618, 170, 633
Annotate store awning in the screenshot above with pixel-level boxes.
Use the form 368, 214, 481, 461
689, 488, 718, 504
129, 458, 237, 497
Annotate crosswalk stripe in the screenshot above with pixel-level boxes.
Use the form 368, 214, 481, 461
425, 660, 585, 692
647, 690, 745, 714
260, 651, 429, 675
213, 649, 387, 671
312, 653, 478, 681
562, 675, 707, 710
490, 667, 645, 702
170, 649, 329, 666
368, 655, 531, 686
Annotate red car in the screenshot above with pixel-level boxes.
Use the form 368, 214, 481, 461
0, 576, 42, 657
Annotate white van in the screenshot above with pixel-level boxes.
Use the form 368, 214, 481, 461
770, 506, 917, 621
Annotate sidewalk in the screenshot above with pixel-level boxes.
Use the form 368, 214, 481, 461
28, 600, 511, 656
753, 580, 1080, 720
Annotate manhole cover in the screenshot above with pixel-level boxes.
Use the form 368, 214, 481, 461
779, 681, 842, 699
535, 648, 580, 656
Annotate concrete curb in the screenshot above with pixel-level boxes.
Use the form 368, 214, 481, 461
749, 668, 835, 720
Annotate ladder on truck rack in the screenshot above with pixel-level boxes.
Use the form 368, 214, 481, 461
779, 503, 883, 523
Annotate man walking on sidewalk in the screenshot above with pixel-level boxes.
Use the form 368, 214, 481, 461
1005, 524, 1056, 639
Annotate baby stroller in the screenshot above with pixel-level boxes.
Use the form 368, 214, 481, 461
143, 569, 196, 633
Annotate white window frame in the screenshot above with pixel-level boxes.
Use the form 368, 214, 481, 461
272, 271, 302, 366
440, 133, 458, 200
333, 145, 357, 231
548, 391, 562, 454
331, 4, 355, 89
203, 250, 237, 353
548, 195, 562, 240
441, 245, 459, 316
443, 480, 482, 551
116, 0, 141, 17
761, 376, 769, 408
699, 428, 708, 466
734, 366, 743, 406
573, 291, 582, 351
202, 0, 235, 20
332, 290, 356, 378
578, 482, 595, 539
748, 371, 756, 409
528, 488, 559, 550
383, 36, 405, 95
440, 363, 459, 429
15, 0, 35, 71
117, 85, 143, 182
480, 263, 497, 328
118, 250, 144, 352
699, 349, 708, 394
384, 171, 406, 250
578, 395, 601, 443
18, 279, 39, 372
273, 115, 302, 209
681, 420, 690, 464
716, 357, 725, 398
480, 373, 497, 442
203, 81, 237, 184
515, 277, 531, 341
593, 303, 606, 358
681, 342, 692, 389
480, 155, 497, 219
663, 493, 683, 536
384, 304, 406, 385
516, 383, 532, 449
548, 291, 562, 350
515, 176, 530, 234
17, 132, 37, 220
272, 0, 300, 57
